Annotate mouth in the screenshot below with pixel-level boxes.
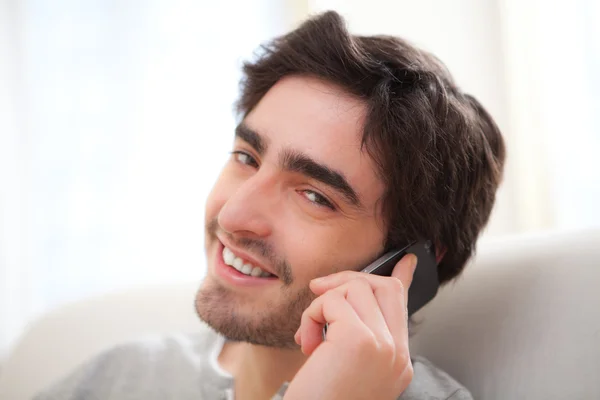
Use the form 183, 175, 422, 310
213, 238, 279, 287
221, 245, 277, 278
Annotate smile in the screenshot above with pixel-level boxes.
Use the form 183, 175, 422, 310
222, 246, 276, 278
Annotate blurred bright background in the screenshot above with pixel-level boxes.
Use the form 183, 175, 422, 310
1, 0, 598, 363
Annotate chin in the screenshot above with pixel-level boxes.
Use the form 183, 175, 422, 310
194, 275, 312, 349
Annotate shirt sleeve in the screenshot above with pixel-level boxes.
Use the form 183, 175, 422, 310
33, 349, 117, 400
446, 388, 474, 400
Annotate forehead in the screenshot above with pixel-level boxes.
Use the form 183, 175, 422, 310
244, 76, 385, 210
248, 76, 364, 148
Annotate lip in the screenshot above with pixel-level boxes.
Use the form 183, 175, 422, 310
216, 235, 278, 277
214, 241, 279, 287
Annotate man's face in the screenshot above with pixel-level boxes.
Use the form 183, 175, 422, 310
196, 76, 387, 348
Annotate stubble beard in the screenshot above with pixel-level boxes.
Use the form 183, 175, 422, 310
195, 275, 313, 349
196, 218, 315, 348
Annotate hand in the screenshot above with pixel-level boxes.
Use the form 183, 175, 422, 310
284, 253, 418, 400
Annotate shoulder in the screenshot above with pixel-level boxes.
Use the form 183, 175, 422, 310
34, 326, 224, 400
398, 356, 473, 400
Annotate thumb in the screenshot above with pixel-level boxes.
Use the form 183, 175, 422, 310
391, 253, 418, 303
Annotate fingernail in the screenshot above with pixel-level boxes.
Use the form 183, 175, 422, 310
312, 276, 325, 284
408, 254, 418, 272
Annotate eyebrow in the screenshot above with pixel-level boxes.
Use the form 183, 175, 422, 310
281, 150, 362, 209
234, 122, 363, 209
235, 123, 267, 155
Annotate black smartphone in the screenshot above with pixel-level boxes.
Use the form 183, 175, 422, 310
321, 240, 439, 341
361, 240, 439, 316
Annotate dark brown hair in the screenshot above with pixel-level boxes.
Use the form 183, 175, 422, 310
235, 11, 505, 285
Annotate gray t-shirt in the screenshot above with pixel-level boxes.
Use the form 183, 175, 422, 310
34, 327, 472, 400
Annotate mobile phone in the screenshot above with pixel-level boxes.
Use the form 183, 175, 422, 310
321, 240, 439, 341
361, 240, 439, 316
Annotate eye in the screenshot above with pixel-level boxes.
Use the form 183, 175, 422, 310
301, 190, 336, 210
231, 151, 259, 168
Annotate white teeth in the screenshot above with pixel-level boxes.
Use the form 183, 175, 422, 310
241, 263, 252, 274
222, 247, 234, 265
222, 246, 273, 278
233, 257, 243, 270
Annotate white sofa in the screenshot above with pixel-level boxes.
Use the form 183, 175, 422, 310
0, 229, 599, 399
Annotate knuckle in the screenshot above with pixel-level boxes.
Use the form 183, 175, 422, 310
336, 270, 355, 280
353, 330, 378, 352
300, 305, 312, 321
377, 336, 396, 359
402, 362, 415, 383
389, 277, 405, 294
404, 363, 415, 382
326, 288, 343, 301
352, 277, 372, 291
320, 289, 342, 309
394, 345, 411, 369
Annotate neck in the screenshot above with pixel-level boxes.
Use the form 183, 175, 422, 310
219, 340, 307, 400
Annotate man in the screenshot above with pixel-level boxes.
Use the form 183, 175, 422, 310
36, 11, 505, 400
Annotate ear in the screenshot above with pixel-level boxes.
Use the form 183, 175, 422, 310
435, 243, 447, 264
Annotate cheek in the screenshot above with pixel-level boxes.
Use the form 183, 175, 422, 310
283, 219, 384, 283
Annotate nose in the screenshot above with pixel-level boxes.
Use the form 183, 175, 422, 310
217, 172, 277, 239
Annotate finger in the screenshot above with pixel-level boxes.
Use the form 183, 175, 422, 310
308, 255, 417, 352
373, 279, 410, 355
310, 270, 364, 294
299, 279, 391, 354
310, 270, 388, 295
390, 253, 418, 305
298, 289, 362, 356
336, 278, 391, 341
325, 275, 407, 353
310, 254, 417, 296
